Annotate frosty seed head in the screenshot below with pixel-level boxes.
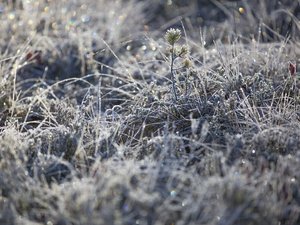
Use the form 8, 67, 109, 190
165, 28, 181, 45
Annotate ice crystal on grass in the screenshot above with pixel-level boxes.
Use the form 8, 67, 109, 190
1, 0, 300, 225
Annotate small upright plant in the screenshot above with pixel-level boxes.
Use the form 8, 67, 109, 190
165, 28, 189, 102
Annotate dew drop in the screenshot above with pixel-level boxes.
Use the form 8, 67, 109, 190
28, 19, 34, 26
126, 45, 132, 51
238, 7, 245, 14
170, 190, 177, 197
118, 14, 126, 22
8, 13, 15, 20
149, 42, 157, 51
141, 45, 147, 51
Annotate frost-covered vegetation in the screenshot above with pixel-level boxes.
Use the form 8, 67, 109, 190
1, 0, 300, 224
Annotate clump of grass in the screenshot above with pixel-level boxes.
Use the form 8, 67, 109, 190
1, 0, 300, 225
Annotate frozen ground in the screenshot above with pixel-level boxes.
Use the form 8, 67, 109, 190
1, 0, 300, 224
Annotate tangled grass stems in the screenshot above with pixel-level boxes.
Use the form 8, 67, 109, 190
1, 1, 300, 224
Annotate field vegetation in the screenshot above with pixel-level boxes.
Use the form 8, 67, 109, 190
1, 0, 300, 224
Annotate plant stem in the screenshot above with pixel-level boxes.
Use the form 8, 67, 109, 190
170, 44, 178, 102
